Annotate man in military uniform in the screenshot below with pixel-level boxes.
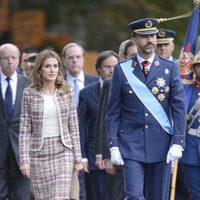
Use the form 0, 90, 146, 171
106, 18, 186, 200
181, 53, 200, 200
156, 29, 176, 62
156, 28, 191, 200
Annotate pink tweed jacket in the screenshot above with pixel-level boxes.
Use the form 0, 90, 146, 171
19, 85, 82, 166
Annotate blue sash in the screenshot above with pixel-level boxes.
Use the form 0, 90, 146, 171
120, 59, 173, 135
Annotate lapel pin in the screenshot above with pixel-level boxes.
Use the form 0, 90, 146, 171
165, 68, 169, 74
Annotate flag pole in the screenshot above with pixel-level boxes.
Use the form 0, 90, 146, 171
170, 160, 178, 200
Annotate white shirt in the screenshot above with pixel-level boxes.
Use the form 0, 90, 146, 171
42, 94, 60, 138
0, 71, 17, 106
99, 77, 104, 88
137, 53, 155, 71
66, 70, 85, 90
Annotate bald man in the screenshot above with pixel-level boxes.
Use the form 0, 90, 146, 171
0, 43, 29, 200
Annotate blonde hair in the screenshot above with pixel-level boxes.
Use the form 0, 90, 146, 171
31, 49, 69, 92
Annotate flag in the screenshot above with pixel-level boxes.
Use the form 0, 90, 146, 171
178, 6, 199, 84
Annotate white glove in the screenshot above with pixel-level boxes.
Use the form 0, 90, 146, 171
110, 147, 124, 165
166, 144, 183, 163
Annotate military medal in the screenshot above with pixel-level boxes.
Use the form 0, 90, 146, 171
156, 77, 166, 87
158, 93, 165, 102
151, 87, 159, 95
151, 77, 169, 102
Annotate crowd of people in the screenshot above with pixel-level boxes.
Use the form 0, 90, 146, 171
0, 16, 199, 200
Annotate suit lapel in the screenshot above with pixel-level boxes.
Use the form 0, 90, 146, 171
12, 75, 26, 120
0, 79, 7, 120
91, 82, 101, 102
131, 57, 146, 83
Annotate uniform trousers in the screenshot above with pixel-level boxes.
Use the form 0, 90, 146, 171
123, 159, 171, 200
183, 164, 200, 200
175, 162, 191, 200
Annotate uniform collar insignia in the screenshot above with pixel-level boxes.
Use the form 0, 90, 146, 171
154, 60, 160, 67
132, 60, 137, 67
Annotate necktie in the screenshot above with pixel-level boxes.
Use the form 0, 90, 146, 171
141, 61, 150, 78
73, 78, 80, 108
5, 77, 13, 120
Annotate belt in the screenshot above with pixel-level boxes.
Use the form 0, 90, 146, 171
188, 128, 200, 137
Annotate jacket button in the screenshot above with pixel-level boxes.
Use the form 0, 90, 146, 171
145, 113, 148, 117
145, 125, 148, 129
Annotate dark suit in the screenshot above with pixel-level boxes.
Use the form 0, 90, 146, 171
0, 74, 29, 200
83, 72, 99, 87
107, 55, 186, 200
94, 79, 124, 200
95, 79, 110, 158
65, 71, 98, 200
78, 81, 107, 200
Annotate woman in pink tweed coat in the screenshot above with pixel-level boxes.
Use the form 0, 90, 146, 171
19, 49, 83, 200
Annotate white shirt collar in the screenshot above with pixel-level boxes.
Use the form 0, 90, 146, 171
137, 53, 155, 70
1, 70, 17, 82
66, 70, 85, 90
168, 56, 173, 61
0, 70, 18, 104
67, 70, 84, 82
99, 77, 104, 88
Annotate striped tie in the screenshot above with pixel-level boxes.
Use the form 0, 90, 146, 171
141, 61, 150, 78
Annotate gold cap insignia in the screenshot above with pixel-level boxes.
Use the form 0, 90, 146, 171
158, 31, 166, 38
145, 20, 153, 28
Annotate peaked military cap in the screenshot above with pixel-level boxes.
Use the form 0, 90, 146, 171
192, 53, 200, 67
128, 18, 159, 35
157, 29, 176, 44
